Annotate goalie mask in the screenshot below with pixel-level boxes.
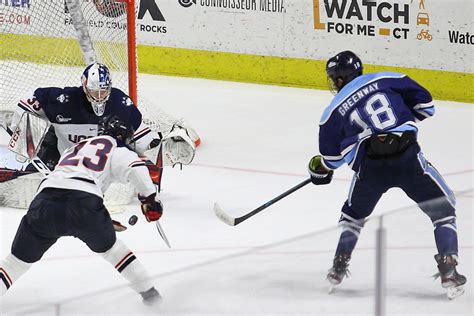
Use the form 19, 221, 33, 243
98, 115, 135, 147
81, 63, 112, 116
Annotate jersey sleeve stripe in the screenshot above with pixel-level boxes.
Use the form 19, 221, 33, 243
413, 101, 434, 110
322, 154, 344, 160
322, 156, 345, 169
415, 107, 435, 118
18, 101, 35, 113
322, 143, 356, 169
387, 121, 419, 133
129, 161, 146, 168
132, 127, 151, 142
128, 160, 143, 166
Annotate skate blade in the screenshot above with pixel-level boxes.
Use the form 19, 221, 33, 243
447, 285, 465, 300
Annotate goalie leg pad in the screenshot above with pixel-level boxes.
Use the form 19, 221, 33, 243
101, 239, 154, 294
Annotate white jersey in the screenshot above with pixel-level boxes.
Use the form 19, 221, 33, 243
37, 135, 156, 199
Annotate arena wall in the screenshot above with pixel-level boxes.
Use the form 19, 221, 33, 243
135, 0, 473, 102
2, 0, 472, 102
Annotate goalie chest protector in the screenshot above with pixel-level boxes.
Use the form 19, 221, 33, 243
26, 86, 142, 153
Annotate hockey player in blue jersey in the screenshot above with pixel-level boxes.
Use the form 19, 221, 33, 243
308, 51, 466, 297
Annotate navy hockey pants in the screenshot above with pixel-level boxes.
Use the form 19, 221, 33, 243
341, 143, 456, 223
11, 188, 116, 263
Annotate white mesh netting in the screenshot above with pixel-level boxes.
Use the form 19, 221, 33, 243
0, 0, 199, 209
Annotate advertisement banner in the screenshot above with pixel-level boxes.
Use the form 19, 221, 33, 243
137, 0, 473, 73
1, 0, 472, 73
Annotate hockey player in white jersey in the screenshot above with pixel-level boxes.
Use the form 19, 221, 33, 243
0, 115, 162, 305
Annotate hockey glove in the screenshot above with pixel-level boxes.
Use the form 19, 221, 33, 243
139, 193, 163, 222
162, 124, 196, 167
308, 155, 334, 185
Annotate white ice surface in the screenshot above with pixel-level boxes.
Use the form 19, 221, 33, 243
0, 75, 473, 315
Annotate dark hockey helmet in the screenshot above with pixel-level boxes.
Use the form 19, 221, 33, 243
98, 115, 135, 146
81, 63, 112, 116
326, 51, 363, 94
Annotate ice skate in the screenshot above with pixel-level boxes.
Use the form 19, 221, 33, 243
140, 287, 162, 306
434, 254, 466, 300
327, 254, 351, 293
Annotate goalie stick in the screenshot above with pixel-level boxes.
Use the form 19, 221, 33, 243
214, 178, 312, 226
0, 168, 37, 183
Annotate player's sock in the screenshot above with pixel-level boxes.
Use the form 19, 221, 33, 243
0, 253, 32, 295
433, 216, 458, 255
335, 215, 364, 255
101, 239, 155, 294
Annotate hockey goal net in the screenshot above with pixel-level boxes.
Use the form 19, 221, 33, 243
0, 0, 199, 210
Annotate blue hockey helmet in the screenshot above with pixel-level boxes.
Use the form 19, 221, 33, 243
81, 63, 112, 116
326, 51, 363, 93
98, 115, 135, 146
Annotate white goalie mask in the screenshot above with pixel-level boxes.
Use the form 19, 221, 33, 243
81, 63, 112, 116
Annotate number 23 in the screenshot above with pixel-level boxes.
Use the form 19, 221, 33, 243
59, 138, 113, 171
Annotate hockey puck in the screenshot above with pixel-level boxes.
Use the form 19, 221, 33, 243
128, 215, 138, 226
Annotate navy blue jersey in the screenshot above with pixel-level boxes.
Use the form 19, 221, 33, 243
319, 72, 434, 171
15, 86, 157, 154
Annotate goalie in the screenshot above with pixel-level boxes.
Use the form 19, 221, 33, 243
0, 63, 196, 194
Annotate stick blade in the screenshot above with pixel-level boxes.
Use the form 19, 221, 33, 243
155, 221, 171, 248
213, 203, 236, 226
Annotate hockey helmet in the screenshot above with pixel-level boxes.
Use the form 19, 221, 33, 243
326, 51, 363, 93
81, 63, 112, 116
98, 115, 135, 146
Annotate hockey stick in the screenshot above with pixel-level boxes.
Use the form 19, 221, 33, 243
214, 178, 312, 226
0, 168, 37, 183
155, 221, 171, 248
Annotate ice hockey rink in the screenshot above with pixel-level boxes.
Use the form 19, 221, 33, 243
0, 74, 472, 315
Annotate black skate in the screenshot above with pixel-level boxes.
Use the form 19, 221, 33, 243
140, 287, 162, 306
327, 254, 351, 293
434, 254, 466, 299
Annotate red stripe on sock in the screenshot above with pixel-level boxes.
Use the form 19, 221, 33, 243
0, 268, 13, 285
115, 252, 133, 269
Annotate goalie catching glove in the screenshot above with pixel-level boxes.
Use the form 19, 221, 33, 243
162, 124, 196, 167
308, 155, 334, 185
139, 193, 163, 222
